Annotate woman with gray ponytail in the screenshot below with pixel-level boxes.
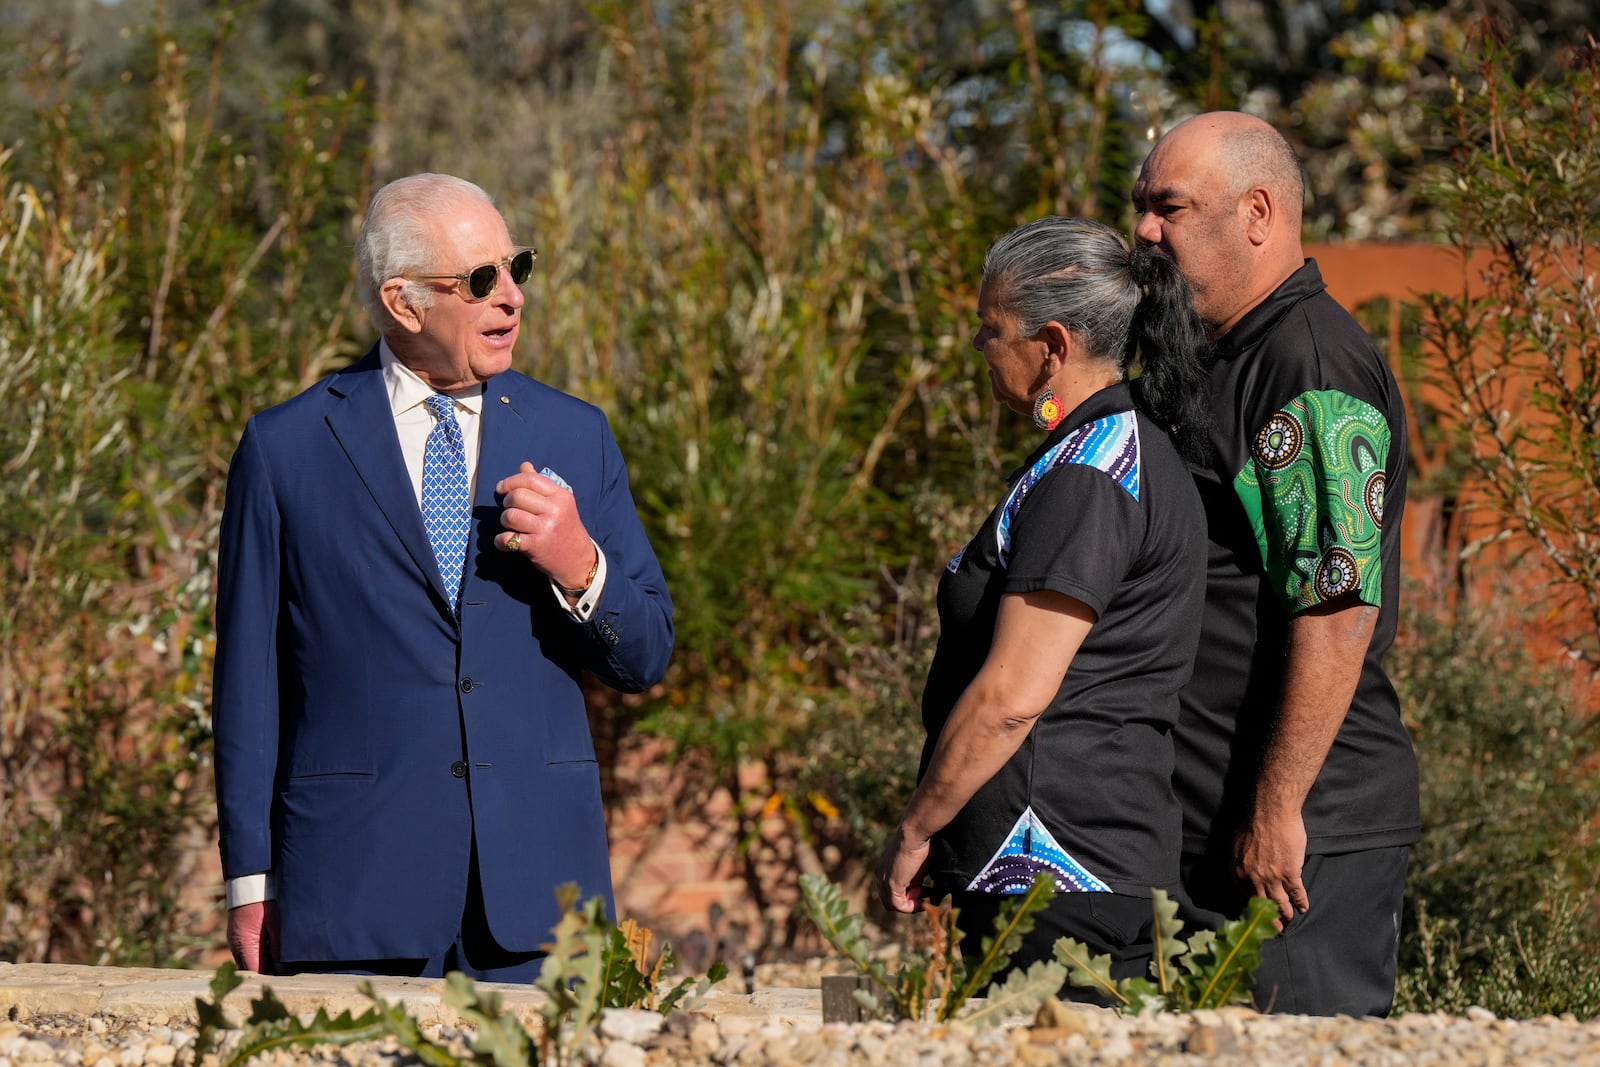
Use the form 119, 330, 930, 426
875, 217, 1212, 1004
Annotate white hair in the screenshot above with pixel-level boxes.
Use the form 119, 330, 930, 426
354, 174, 496, 333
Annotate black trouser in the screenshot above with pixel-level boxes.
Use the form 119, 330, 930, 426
951, 889, 1194, 1008
1181, 845, 1410, 1017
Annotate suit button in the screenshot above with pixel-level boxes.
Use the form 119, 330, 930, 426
450, 761, 467, 778
459, 677, 476, 693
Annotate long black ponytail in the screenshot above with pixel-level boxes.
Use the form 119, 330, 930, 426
1127, 247, 1214, 464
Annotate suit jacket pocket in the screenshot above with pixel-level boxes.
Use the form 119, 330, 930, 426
544, 701, 597, 763
276, 769, 377, 829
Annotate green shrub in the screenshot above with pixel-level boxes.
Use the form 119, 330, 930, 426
0, 8, 366, 965
0, 152, 213, 965
802, 873, 1281, 1019
1392, 596, 1600, 1017
1055, 891, 1279, 1013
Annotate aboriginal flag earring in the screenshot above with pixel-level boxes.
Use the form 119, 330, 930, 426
1032, 387, 1063, 431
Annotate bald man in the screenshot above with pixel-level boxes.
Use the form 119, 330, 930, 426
1132, 112, 1419, 1016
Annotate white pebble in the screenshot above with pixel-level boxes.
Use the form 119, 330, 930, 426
598, 1007, 665, 1044
598, 1041, 647, 1067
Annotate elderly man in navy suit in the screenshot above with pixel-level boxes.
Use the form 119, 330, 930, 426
212, 173, 673, 981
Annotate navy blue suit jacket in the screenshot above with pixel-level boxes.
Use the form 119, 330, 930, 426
211, 346, 673, 961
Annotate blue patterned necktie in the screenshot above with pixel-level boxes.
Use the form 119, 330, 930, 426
421, 393, 471, 610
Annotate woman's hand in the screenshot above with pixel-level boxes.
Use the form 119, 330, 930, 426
875, 592, 1094, 917
875, 826, 932, 913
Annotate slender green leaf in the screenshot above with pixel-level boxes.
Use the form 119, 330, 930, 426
196, 971, 240, 1032
242, 987, 294, 1025
947, 872, 1057, 1015
191, 961, 242, 1065
798, 874, 870, 965
897, 966, 929, 1022
1190, 897, 1280, 1009
1178, 928, 1219, 975
658, 960, 728, 1015
218, 1007, 389, 1067
1146, 888, 1187, 995
600, 926, 652, 1009
358, 984, 465, 1067
1053, 936, 1131, 1007
851, 988, 884, 1018
564, 898, 613, 1040
958, 960, 1068, 1028
1119, 977, 1168, 1015
798, 873, 895, 993
443, 971, 537, 1067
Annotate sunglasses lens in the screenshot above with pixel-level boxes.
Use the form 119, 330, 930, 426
466, 263, 499, 300
509, 249, 535, 284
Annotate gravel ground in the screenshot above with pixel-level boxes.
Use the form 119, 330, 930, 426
5, 997, 1600, 1066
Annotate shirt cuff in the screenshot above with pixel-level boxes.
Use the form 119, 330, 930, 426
549, 539, 607, 622
226, 871, 276, 909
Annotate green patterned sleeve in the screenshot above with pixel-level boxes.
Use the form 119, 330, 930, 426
1232, 389, 1390, 613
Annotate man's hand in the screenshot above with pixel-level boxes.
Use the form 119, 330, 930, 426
874, 827, 931, 914
1235, 807, 1310, 927
227, 899, 280, 973
495, 461, 597, 591
1237, 598, 1376, 929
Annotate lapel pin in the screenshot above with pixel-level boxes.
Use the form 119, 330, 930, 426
499, 396, 509, 404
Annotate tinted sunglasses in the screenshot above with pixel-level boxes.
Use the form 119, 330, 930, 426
407, 247, 537, 302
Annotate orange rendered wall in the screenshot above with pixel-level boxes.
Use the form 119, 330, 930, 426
1311, 242, 1591, 688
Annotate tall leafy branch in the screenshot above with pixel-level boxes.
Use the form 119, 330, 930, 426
1419, 25, 1600, 672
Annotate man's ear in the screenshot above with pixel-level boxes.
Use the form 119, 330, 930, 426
1243, 186, 1274, 246
381, 279, 426, 334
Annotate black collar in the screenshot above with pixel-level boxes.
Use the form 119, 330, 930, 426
1213, 259, 1328, 360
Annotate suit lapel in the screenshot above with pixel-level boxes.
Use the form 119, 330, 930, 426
475, 375, 533, 513
461, 375, 539, 611
325, 347, 452, 611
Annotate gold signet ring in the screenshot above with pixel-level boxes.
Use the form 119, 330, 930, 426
506, 532, 522, 553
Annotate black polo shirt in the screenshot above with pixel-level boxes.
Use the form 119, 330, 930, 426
920, 383, 1205, 897
1177, 259, 1421, 857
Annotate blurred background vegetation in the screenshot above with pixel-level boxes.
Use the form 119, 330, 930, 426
1, 0, 1596, 1016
